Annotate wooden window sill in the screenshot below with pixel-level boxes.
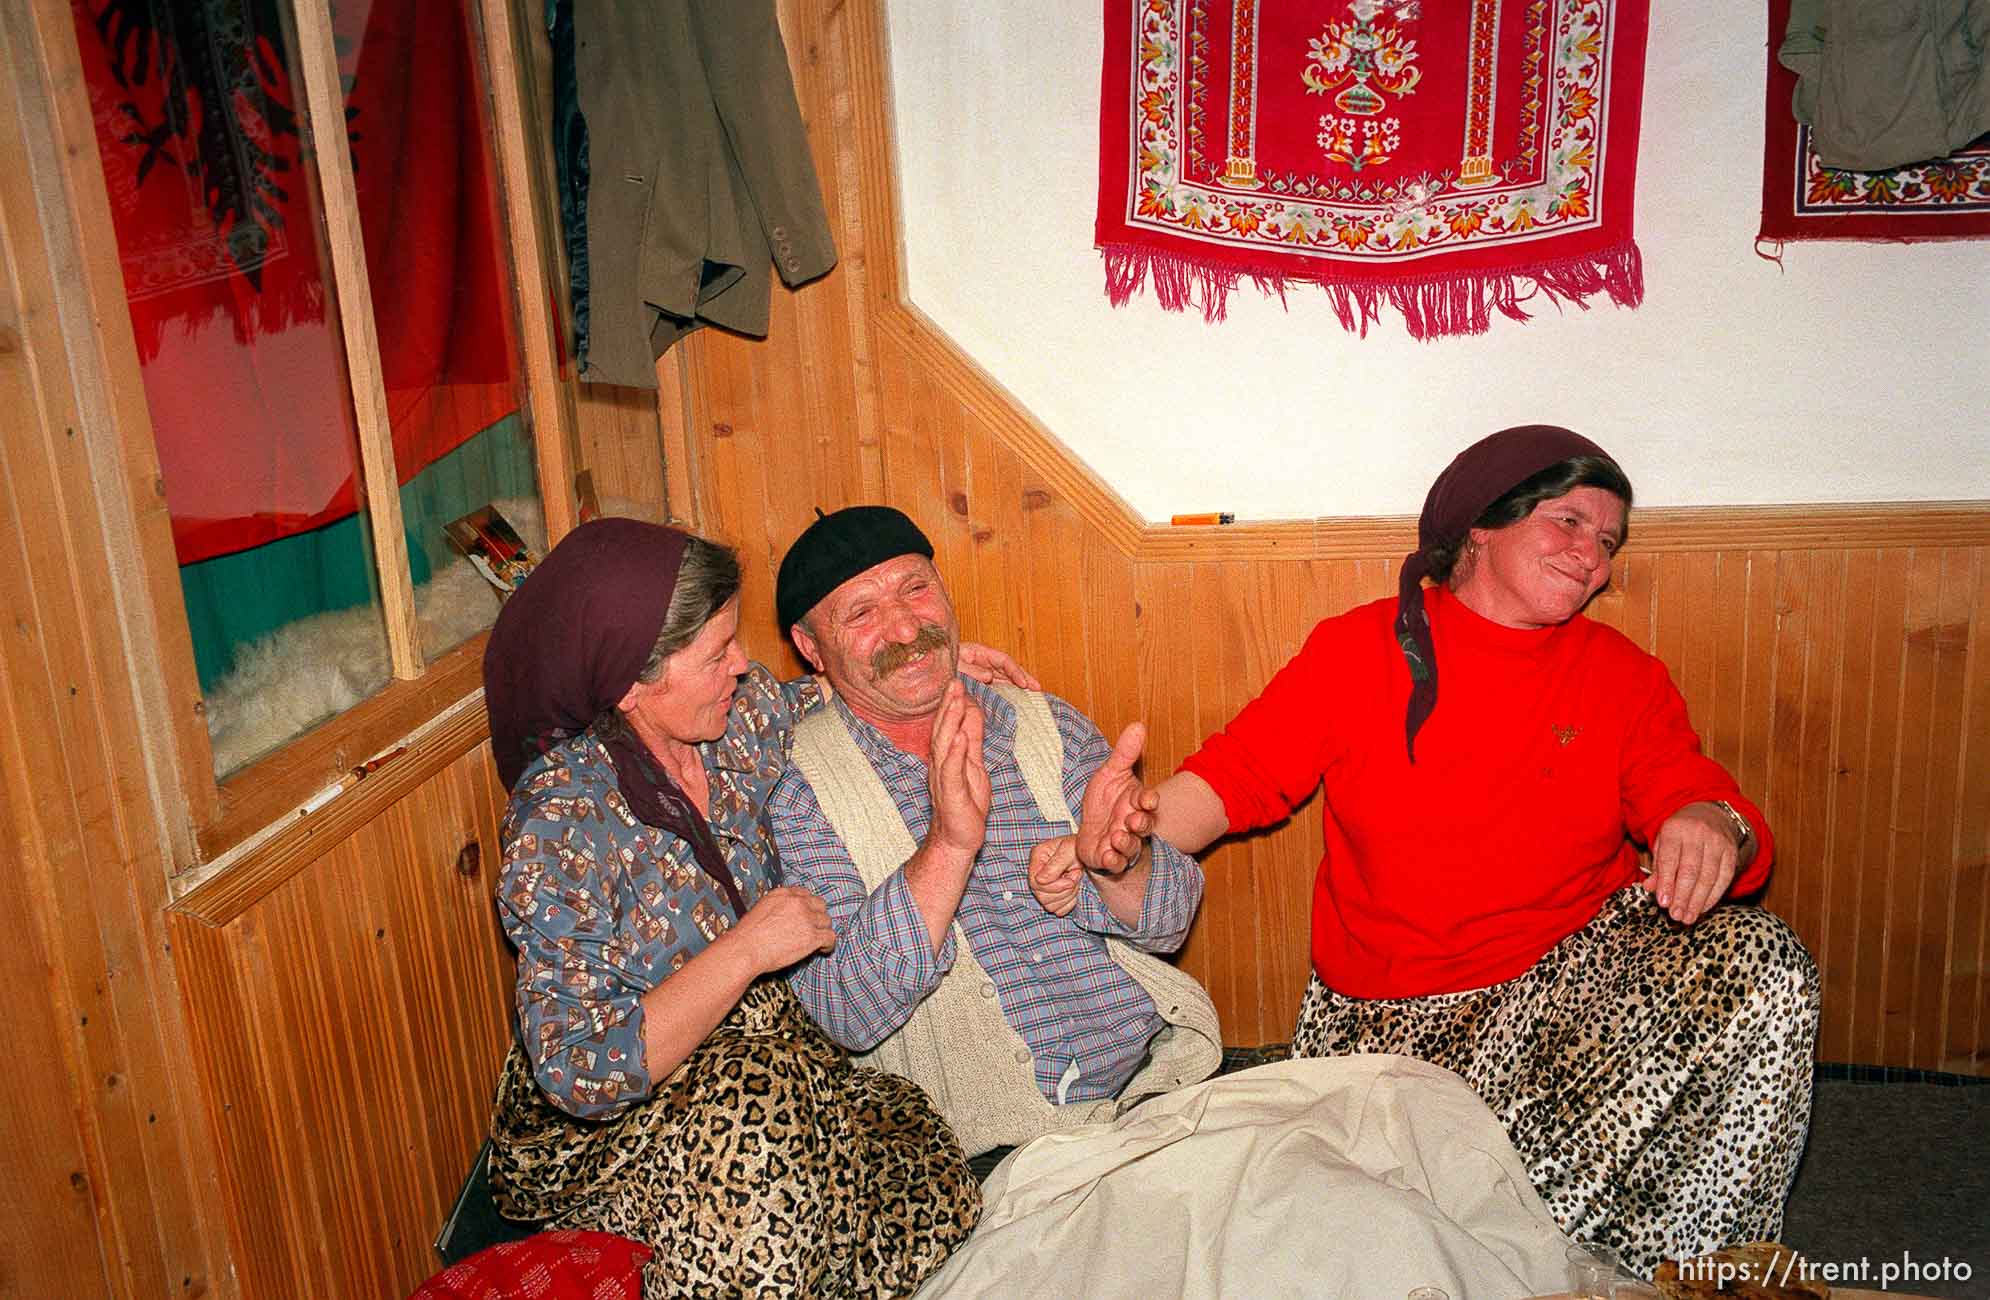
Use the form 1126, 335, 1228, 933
171, 632, 496, 925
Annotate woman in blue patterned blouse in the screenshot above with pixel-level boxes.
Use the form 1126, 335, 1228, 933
480, 518, 990, 1297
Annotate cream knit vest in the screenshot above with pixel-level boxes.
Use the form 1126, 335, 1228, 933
788, 684, 1221, 1157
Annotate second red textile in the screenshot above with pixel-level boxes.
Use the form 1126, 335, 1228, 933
1759, 0, 1990, 244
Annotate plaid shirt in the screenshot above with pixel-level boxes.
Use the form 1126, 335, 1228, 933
771, 679, 1202, 1102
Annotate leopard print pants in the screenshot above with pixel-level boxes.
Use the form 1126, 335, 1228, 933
488, 979, 981, 1298
1291, 885, 1820, 1280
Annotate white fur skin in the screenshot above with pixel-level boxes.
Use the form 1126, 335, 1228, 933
202, 495, 659, 778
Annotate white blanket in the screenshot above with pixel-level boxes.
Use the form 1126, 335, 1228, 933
916, 1054, 1571, 1300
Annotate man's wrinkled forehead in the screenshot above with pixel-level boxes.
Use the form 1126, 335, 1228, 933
812, 552, 945, 621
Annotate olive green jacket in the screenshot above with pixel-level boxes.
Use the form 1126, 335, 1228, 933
574, 0, 836, 387
1779, 0, 1990, 171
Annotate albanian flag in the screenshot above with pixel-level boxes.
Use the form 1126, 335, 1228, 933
74, 0, 521, 564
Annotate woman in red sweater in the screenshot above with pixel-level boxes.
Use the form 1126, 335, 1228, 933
1093, 426, 1820, 1278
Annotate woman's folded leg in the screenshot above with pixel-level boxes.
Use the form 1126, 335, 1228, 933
1292, 886, 1820, 1277
490, 979, 978, 1297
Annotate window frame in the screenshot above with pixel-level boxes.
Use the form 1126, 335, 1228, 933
42, 0, 582, 875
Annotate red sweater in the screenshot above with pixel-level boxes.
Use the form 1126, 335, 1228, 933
1181, 586, 1773, 999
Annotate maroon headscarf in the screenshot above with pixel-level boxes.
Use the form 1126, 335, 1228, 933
1393, 425, 1620, 763
484, 517, 744, 917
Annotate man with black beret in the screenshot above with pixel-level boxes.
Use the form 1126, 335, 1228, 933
767, 506, 1220, 1158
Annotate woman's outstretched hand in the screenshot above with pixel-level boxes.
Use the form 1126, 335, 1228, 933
1028, 835, 1084, 917
1077, 723, 1158, 873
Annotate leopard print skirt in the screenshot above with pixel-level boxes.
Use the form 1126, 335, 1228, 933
1291, 885, 1820, 1280
488, 979, 981, 1298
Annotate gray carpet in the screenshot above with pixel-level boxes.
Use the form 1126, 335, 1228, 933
1781, 1067, 1990, 1299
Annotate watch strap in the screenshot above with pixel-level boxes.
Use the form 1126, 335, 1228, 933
1711, 799, 1754, 850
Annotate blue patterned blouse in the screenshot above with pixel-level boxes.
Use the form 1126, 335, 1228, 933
496, 664, 819, 1118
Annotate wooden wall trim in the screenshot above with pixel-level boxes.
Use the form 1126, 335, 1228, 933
12, 0, 216, 841
880, 275, 1990, 565
1125, 502, 1990, 564
1592, 502, 1990, 551
480, 0, 582, 546
875, 286, 1990, 563
875, 306, 1150, 556
883, 295, 1990, 565
291, 0, 422, 680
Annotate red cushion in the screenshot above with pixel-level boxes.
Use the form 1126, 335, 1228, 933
408, 1229, 651, 1300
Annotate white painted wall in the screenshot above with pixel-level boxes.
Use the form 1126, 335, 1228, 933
885, 2, 1990, 519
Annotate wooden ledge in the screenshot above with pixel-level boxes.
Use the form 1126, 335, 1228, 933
1606, 500, 1990, 551
1132, 501, 1990, 563
884, 296, 1989, 560
878, 299, 1989, 564
171, 686, 491, 927
192, 634, 491, 858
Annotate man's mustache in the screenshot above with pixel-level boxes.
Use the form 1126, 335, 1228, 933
870, 624, 951, 678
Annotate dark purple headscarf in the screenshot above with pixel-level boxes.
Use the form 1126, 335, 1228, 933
1393, 424, 1619, 763
484, 517, 744, 917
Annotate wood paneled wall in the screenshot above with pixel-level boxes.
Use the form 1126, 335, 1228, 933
168, 738, 515, 1299
662, 0, 1990, 1069
2, 2, 229, 1293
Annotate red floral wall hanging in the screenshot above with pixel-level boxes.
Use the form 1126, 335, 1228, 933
1096, 0, 1651, 339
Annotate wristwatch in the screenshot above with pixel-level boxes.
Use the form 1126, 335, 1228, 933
1710, 799, 1754, 853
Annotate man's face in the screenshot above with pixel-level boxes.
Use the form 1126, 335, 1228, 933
791, 553, 960, 727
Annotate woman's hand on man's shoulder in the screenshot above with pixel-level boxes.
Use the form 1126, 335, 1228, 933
957, 642, 1041, 691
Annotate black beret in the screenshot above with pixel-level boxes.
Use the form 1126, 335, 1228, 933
776, 506, 935, 636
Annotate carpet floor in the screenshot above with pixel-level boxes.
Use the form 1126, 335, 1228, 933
1781, 1065, 1989, 1299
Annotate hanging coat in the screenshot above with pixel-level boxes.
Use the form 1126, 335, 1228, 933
573, 0, 837, 387
1779, 0, 1990, 171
